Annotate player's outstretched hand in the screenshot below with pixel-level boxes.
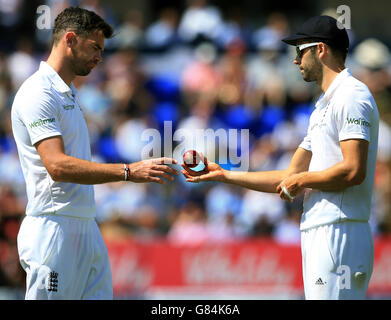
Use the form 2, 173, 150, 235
181, 152, 225, 183
128, 157, 180, 184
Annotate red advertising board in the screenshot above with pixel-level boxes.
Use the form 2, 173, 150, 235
369, 237, 391, 296
106, 237, 391, 299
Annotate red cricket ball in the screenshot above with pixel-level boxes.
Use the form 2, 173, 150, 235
183, 150, 201, 168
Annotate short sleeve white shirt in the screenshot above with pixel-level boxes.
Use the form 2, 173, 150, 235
298, 68, 379, 230
11, 62, 95, 218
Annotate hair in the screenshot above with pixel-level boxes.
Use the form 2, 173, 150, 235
303, 38, 347, 66
309, 45, 347, 67
327, 45, 348, 65
52, 7, 113, 45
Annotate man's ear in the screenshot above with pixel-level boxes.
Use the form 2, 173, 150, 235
318, 42, 328, 59
64, 31, 77, 48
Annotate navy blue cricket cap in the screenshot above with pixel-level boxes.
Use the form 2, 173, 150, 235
282, 15, 349, 51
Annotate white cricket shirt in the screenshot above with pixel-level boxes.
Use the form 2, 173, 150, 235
11, 61, 95, 218
299, 68, 379, 230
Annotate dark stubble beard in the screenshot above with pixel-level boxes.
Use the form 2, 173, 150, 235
69, 48, 93, 76
302, 50, 323, 83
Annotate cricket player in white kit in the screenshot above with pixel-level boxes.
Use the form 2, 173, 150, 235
11, 7, 179, 300
182, 16, 379, 299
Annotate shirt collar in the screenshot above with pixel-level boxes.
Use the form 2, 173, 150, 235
39, 61, 77, 97
315, 68, 351, 109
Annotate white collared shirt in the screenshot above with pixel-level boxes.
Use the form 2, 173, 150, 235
11, 61, 95, 218
299, 68, 379, 230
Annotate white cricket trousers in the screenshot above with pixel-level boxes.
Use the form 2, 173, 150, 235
17, 215, 113, 300
301, 221, 374, 300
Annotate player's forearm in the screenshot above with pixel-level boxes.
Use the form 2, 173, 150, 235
295, 161, 366, 192
223, 170, 289, 193
49, 155, 124, 184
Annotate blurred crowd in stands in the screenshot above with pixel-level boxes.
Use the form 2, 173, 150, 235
1, 0, 391, 290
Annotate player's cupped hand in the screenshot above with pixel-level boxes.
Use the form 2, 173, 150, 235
276, 173, 305, 202
181, 152, 225, 183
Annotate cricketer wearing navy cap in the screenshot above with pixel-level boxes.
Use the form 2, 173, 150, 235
182, 14, 379, 300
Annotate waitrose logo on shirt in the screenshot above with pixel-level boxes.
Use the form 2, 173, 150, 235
346, 117, 371, 127
29, 118, 56, 128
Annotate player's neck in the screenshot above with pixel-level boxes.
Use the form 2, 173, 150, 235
318, 64, 345, 93
46, 48, 75, 87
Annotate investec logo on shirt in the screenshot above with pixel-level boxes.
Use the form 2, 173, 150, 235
346, 117, 371, 127
29, 118, 56, 128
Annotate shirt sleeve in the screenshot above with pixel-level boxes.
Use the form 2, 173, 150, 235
299, 133, 312, 152
335, 96, 373, 142
17, 88, 62, 146
299, 114, 313, 152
